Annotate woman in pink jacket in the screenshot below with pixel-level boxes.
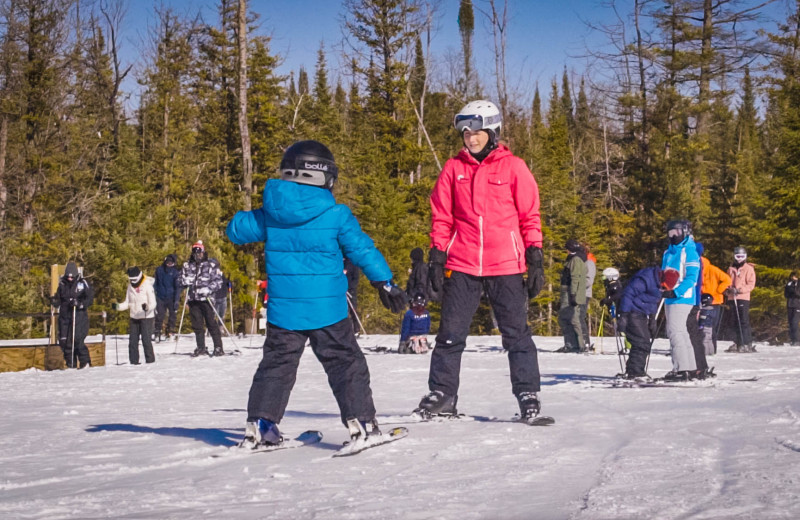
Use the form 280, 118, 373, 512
412, 100, 548, 423
725, 246, 757, 352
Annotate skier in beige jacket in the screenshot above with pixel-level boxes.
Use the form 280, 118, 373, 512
113, 267, 158, 364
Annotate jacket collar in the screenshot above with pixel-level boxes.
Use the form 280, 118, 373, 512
456, 143, 511, 165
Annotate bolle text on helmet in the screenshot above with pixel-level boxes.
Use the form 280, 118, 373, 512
304, 161, 328, 171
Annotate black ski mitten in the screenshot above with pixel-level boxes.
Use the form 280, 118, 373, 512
428, 247, 447, 295
525, 246, 545, 299
371, 280, 408, 313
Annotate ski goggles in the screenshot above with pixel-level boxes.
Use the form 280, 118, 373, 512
667, 229, 684, 238
734, 254, 747, 262
454, 113, 500, 133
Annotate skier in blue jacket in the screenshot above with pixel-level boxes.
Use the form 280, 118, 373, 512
660, 220, 701, 381
226, 140, 407, 448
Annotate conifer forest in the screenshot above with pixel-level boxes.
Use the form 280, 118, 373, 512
1, 0, 799, 340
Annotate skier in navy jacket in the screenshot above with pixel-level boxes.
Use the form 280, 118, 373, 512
618, 266, 663, 379
226, 140, 407, 448
399, 293, 431, 354
153, 254, 181, 340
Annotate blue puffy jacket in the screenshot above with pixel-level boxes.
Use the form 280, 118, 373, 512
620, 266, 663, 315
226, 180, 393, 330
661, 235, 701, 306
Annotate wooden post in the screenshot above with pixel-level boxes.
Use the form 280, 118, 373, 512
50, 264, 60, 344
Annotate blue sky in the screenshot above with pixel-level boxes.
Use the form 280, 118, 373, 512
119, 0, 793, 109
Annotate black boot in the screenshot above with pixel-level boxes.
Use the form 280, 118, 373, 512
413, 390, 458, 418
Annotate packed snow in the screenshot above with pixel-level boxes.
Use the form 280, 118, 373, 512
1, 333, 799, 519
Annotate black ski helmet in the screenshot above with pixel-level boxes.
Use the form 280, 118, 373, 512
733, 246, 747, 256
665, 219, 692, 244
411, 292, 427, 307
279, 140, 338, 190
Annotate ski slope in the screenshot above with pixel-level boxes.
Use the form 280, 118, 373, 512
1, 334, 799, 519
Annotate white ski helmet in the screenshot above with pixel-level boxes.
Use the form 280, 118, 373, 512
454, 100, 502, 135
602, 267, 620, 281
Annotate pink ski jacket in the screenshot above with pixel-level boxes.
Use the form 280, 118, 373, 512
727, 262, 756, 301
430, 145, 542, 277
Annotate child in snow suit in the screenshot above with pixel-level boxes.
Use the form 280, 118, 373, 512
617, 266, 663, 378
154, 254, 181, 341
557, 239, 588, 352
399, 293, 431, 354
697, 294, 716, 356
416, 100, 546, 422
725, 246, 757, 353
113, 267, 157, 364
661, 220, 702, 381
51, 261, 94, 368
180, 241, 225, 356
226, 140, 407, 447
696, 243, 731, 354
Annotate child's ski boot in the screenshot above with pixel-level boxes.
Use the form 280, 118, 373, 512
241, 418, 283, 448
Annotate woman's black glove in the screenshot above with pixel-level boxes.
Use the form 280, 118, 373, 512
524, 246, 545, 299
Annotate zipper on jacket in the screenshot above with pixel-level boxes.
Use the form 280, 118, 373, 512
479, 216, 484, 276
445, 231, 458, 254
510, 231, 521, 263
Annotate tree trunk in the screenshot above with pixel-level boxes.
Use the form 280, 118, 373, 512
634, 0, 649, 163
237, 0, 253, 211
0, 114, 7, 229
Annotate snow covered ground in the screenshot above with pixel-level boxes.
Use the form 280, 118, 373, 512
1, 333, 799, 520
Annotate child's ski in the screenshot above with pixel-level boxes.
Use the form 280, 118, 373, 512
212, 430, 323, 458
333, 427, 408, 457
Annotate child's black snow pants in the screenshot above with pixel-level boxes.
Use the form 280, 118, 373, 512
247, 317, 376, 426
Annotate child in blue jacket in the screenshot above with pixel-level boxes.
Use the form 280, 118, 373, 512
226, 140, 407, 447
399, 293, 431, 354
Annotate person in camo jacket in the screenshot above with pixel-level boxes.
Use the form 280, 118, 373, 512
180, 240, 225, 357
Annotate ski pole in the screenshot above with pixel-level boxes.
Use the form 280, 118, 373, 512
597, 306, 606, 355
206, 297, 240, 350
612, 315, 626, 374
732, 291, 745, 349
346, 292, 367, 336
644, 299, 666, 375
228, 283, 235, 337
174, 289, 188, 354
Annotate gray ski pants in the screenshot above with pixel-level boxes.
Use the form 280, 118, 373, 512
666, 303, 697, 371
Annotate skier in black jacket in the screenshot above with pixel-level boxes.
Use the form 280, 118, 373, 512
406, 248, 430, 300
154, 254, 181, 341
51, 262, 94, 368
785, 272, 800, 346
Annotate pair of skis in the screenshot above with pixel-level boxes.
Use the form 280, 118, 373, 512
215, 426, 409, 458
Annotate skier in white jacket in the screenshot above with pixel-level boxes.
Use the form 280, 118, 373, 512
113, 267, 157, 364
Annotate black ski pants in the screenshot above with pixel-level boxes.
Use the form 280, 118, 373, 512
155, 297, 177, 335
624, 312, 652, 376
729, 299, 752, 346
687, 306, 709, 372
128, 318, 155, 364
429, 271, 540, 396
188, 300, 222, 351
788, 306, 800, 344
58, 309, 91, 368
247, 317, 376, 426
